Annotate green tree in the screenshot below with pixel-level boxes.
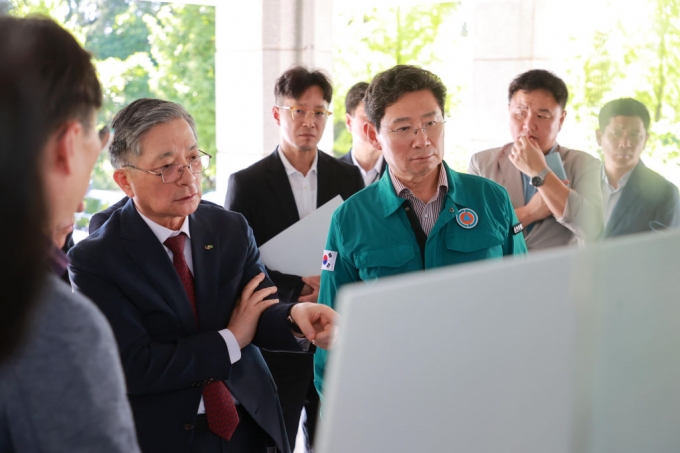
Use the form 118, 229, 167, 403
332, 3, 461, 156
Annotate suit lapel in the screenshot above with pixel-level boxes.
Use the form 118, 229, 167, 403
266, 148, 300, 225
605, 162, 644, 236
497, 144, 524, 208
119, 201, 198, 334
189, 207, 225, 332
317, 150, 335, 207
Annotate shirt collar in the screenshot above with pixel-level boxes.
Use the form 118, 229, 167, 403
278, 146, 318, 176
601, 165, 635, 191
388, 163, 448, 199
137, 209, 191, 245
350, 151, 384, 177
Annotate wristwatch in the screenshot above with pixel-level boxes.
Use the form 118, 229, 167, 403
530, 167, 550, 187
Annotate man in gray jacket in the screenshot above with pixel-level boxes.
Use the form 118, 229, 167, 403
0, 17, 140, 453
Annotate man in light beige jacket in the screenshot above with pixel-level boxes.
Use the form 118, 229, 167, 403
468, 69, 602, 251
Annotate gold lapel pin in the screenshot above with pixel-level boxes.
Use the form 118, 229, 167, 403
204, 245, 213, 250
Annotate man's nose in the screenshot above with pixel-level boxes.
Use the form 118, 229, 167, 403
302, 112, 316, 127
412, 128, 430, 147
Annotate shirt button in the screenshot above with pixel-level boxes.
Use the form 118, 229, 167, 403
424, 214, 429, 218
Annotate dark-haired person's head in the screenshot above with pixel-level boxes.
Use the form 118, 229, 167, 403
344, 81, 373, 152
0, 16, 104, 361
363, 65, 447, 183
345, 82, 369, 117
110, 99, 203, 231
364, 65, 446, 132
273, 66, 333, 154
597, 98, 650, 176
507, 69, 568, 153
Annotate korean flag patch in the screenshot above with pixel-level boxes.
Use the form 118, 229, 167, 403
321, 250, 337, 272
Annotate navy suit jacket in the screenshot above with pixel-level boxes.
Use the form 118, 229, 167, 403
224, 148, 364, 302
69, 199, 301, 453
338, 148, 387, 185
605, 160, 680, 238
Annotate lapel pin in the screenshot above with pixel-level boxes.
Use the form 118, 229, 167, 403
204, 245, 213, 250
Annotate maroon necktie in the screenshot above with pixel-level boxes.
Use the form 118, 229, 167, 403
164, 233, 239, 440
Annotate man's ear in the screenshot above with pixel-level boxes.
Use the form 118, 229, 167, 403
49, 121, 82, 176
272, 106, 281, 126
113, 168, 135, 198
596, 129, 603, 147
345, 113, 353, 132
363, 122, 382, 151
558, 109, 567, 131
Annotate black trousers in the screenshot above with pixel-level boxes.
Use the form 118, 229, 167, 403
189, 406, 278, 453
261, 350, 319, 450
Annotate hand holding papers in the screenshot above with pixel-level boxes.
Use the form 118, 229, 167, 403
258, 196, 343, 277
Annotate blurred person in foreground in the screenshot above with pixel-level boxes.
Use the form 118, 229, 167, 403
0, 16, 140, 453
468, 69, 603, 251
314, 65, 528, 397
597, 98, 680, 237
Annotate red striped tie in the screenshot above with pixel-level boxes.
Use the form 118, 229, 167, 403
164, 233, 239, 440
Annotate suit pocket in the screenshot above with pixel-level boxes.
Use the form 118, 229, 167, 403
355, 245, 418, 280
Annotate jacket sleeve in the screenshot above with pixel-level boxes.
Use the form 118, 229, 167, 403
502, 193, 529, 256
658, 183, 680, 230
314, 212, 361, 398
557, 154, 603, 242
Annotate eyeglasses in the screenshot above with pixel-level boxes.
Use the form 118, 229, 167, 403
124, 150, 211, 184
277, 106, 332, 122
381, 119, 446, 142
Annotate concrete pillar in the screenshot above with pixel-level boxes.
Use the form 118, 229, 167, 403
215, 0, 334, 203
470, 0, 597, 156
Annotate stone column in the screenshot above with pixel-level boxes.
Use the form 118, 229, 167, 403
215, 0, 334, 203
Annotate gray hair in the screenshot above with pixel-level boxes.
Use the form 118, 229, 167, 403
109, 98, 198, 168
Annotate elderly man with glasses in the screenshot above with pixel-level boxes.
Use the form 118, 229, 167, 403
69, 98, 338, 453
224, 66, 363, 453
313, 65, 529, 398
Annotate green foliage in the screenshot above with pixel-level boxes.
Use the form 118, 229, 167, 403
8, 0, 216, 192
332, 3, 461, 157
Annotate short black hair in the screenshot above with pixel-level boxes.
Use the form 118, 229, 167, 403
598, 98, 651, 131
364, 65, 447, 132
274, 66, 333, 104
345, 81, 369, 116
508, 69, 568, 109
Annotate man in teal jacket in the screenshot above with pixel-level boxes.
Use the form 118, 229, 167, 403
314, 65, 528, 397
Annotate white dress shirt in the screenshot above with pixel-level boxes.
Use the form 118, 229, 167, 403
137, 210, 241, 412
351, 152, 383, 187
278, 147, 318, 219
601, 167, 634, 226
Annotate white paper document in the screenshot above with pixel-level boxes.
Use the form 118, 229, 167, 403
259, 195, 343, 276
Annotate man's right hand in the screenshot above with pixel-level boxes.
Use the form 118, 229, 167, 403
516, 191, 552, 227
227, 273, 278, 349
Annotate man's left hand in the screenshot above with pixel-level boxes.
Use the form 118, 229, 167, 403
298, 275, 321, 302
290, 303, 338, 349
509, 135, 547, 176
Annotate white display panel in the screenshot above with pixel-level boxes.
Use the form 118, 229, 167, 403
317, 230, 680, 453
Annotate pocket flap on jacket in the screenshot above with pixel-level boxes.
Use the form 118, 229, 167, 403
446, 229, 503, 253
356, 245, 416, 268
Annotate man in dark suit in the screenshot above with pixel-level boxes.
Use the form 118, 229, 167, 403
224, 66, 363, 452
598, 98, 680, 237
69, 98, 337, 453
339, 81, 387, 187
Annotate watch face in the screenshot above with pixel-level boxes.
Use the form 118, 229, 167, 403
531, 176, 543, 187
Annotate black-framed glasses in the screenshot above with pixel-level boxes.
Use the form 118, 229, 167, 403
381, 119, 447, 142
276, 105, 332, 122
124, 150, 211, 184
